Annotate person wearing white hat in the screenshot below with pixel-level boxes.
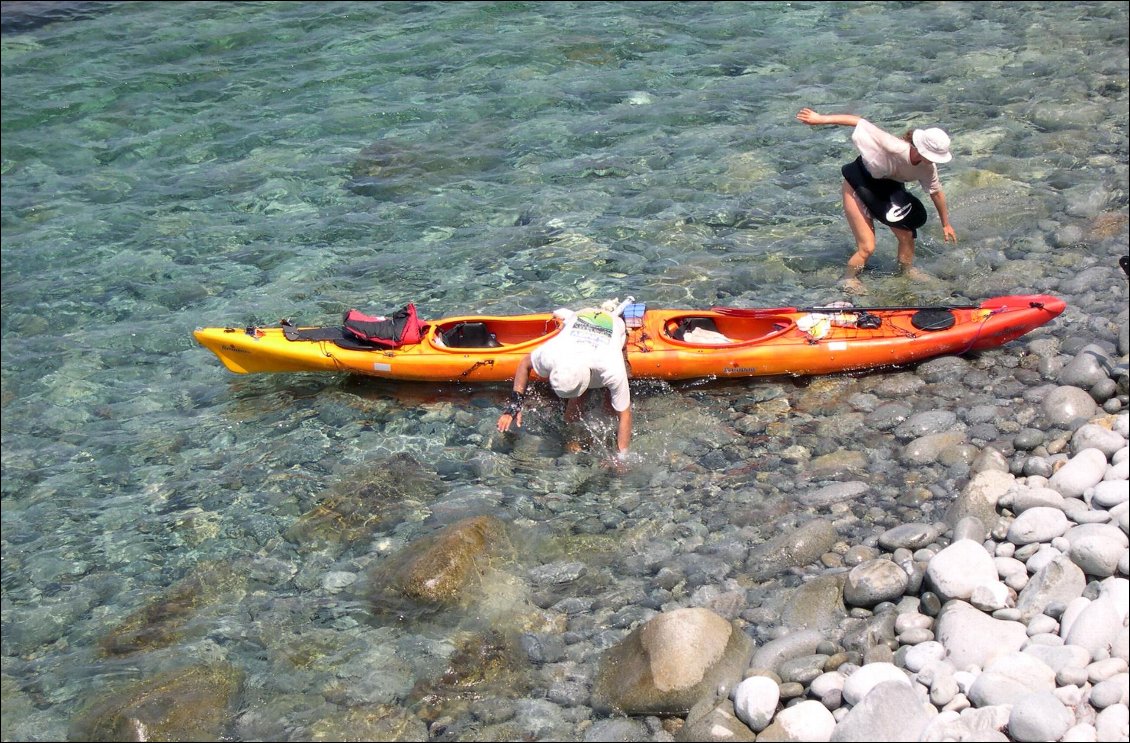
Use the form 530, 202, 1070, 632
497, 306, 632, 457
796, 108, 957, 295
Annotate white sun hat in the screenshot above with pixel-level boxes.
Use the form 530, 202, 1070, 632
912, 127, 952, 164
548, 358, 590, 399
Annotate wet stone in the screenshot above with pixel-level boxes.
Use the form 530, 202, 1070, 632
866, 402, 914, 431
1014, 428, 1047, 451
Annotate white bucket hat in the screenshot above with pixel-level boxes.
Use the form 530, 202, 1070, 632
912, 127, 952, 164
549, 358, 590, 399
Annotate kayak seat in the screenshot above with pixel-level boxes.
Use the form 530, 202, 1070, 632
439, 321, 502, 348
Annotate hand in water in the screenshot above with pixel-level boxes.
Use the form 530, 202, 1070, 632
606, 450, 633, 474
497, 410, 522, 432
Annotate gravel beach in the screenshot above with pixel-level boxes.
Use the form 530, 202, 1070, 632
570, 263, 1130, 742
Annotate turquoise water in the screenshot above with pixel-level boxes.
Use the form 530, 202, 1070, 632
2, 2, 1127, 740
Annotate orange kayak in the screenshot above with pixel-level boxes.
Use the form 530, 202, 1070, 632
193, 294, 1065, 383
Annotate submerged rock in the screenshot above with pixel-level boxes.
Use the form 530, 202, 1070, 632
591, 607, 755, 715
98, 562, 247, 657
368, 515, 509, 611
307, 704, 428, 742
286, 453, 444, 553
407, 628, 533, 730
746, 518, 840, 581
68, 662, 243, 742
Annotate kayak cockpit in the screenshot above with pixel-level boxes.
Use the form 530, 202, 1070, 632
661, 314, 795, 346
429, 315, 561, 351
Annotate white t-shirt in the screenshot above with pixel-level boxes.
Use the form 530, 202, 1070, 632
530, 308, 631, 412
852, 119, 942, 194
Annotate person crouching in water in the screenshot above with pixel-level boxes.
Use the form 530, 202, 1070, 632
497, 306, 632, 458
796, 108, 957, 295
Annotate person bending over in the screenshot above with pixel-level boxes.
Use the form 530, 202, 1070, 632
497, 306, 632, 457
797, 108, 957, 294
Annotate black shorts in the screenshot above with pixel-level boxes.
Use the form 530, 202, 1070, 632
841, 156, 927, 236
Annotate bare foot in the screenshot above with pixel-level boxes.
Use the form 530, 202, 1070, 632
901, 267, 934, 282
841, 277, 867, 296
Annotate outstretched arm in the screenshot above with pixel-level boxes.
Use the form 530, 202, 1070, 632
497, 355, 533, 432
797, 108, 861, 127
929, 190, 957, 242
615, 407, 632, 455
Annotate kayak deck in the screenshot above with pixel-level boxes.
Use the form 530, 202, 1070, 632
193, 295, 1066, 383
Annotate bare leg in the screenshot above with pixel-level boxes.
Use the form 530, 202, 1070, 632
841, 180, 875, 294
893, 227, 932, 281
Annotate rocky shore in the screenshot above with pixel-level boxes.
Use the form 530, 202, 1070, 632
587, 427, 1128, 741
577, 319, 1130, 741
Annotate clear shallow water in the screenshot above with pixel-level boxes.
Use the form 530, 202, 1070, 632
2, 2, 1127, 740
